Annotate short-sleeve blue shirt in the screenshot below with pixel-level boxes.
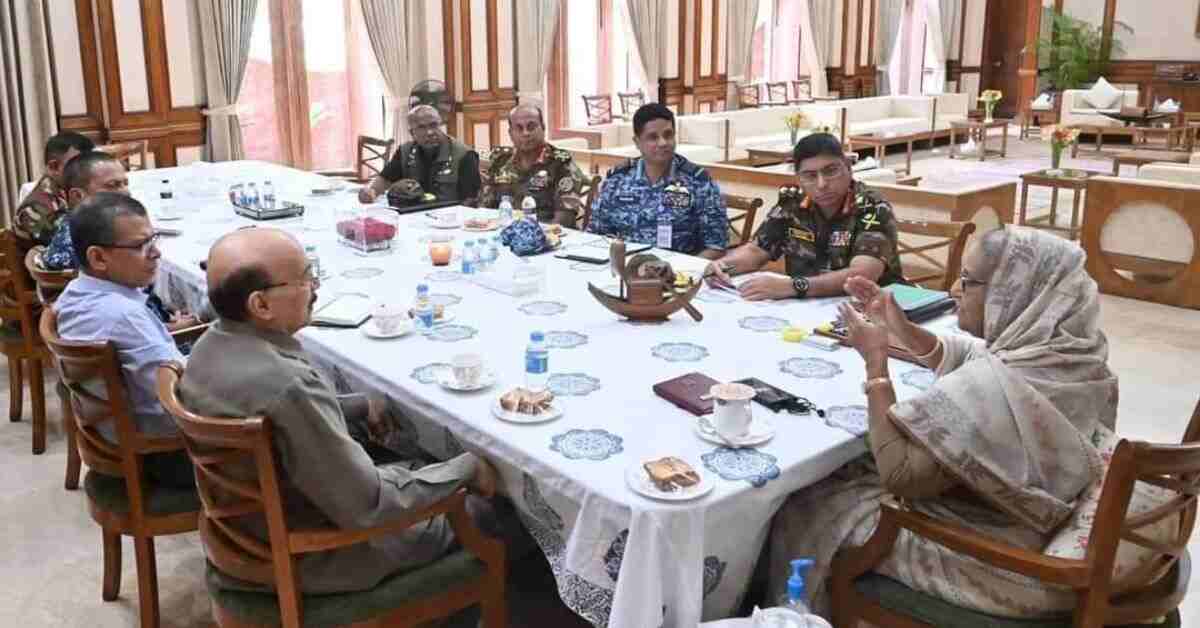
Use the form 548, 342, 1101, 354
587, 154, 728, 255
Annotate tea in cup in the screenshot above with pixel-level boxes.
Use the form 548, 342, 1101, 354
451, 353, 484, 387
710, 382, 755, 440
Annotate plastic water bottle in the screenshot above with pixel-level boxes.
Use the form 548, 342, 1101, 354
304, 244, 321, 280
413, 284, 435, 331
761, 558, 832, 628
262, 180, 276, 209
499, 195, 514, 225
159, 179, 174, 214
524, 331, 549, 392
489, 236, 502, 265
246, 182, 261, 209
476, 238, 492, 270
521, 195, 538, 223
461, 241, 477, 275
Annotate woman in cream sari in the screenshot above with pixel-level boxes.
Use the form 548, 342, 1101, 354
768, 226, 1176, 619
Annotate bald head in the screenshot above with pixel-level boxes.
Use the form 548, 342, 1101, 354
206, 228, 306, 323
508, 103, 544, 127
408, 104, 445, 148
409, 104, 440, 121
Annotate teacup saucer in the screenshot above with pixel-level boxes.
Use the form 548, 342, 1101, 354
437, 369, 497, 392
361, 322, 414, 339
695, 415, 775, 447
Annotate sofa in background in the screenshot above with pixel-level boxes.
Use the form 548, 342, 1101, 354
1059, 88, 1140, 128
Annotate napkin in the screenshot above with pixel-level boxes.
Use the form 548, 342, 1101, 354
1156, 99, 1180, 112
500, 217, 552, 256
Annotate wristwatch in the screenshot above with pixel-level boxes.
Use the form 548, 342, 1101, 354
792, 276, 810, 298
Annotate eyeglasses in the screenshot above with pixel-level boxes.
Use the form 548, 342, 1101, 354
260, 264, 320, 292
795, 163, 847, 185
959, 269, 987, 288
99, 231, 163, 257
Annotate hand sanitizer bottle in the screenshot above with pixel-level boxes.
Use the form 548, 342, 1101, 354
762, 558, 832, 627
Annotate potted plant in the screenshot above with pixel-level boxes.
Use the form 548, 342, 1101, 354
1036, 13, 1131, 91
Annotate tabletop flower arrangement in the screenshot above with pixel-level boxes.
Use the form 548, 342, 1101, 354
1045, 125, 1080, 175
784, 112, 809, 146
978, 89, 1003, 122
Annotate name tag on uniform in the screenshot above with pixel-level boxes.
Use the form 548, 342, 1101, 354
789, 227, 815, 242
617, 194, 637, 203
830, 231, 851, 247
657, 221, 673, 248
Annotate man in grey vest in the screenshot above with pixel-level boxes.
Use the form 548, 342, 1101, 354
358, 105, 481, 205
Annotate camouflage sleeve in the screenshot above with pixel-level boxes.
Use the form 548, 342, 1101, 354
476, 163, 498, 209
751, 206, 791, 261
553, 157, 587, 223
586, 175, 619, 236
696, 176, 728, 250
14, 194, 62, 246
851, 197, 898, 265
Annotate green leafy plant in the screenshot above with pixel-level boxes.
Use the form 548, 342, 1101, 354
1037, 13, 1132, 91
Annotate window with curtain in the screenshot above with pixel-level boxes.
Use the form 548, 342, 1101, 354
750, 0, 804, 83
239, 0, 388, 169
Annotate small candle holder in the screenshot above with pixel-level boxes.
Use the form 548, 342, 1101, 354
429, 239, 453, 266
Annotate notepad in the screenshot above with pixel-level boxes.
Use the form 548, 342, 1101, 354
311, 292, 372, 328
884, 284, 950, 311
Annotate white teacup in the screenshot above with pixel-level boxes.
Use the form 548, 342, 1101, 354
451, 353, 484, 387
371, 302, 409, 335
434, 210, 458, 226
710, 383, 755, 440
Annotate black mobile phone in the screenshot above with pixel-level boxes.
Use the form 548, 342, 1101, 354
555, 253, 609, 264
625, 244, 653, 256
733, 377, 824, 416
157, 227, 182, 237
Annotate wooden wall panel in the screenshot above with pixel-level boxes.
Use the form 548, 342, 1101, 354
52, 0, 105, 136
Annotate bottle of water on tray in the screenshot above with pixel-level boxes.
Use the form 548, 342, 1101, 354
246, 182, 260, 208
525, 331, 548, 392
262, 180, 276, 209
462, 241, 477, 275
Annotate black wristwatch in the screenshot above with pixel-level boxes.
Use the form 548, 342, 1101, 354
792, 276, 810, 298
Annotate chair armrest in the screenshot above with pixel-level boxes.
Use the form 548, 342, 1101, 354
170, 322, 211, 347
289, 488, 474, 554
875, 497, 1091, 588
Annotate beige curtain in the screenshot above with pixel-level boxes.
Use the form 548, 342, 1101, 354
515, 0, 561, 105
0, 0, 56, 216
925, 0, 960, 93
198, 0, 257, 162
624, 0, 670, 103
799, 0, 837, 97
725, 0, 760, 109
876, 0, 904, 95
361, 0, 428, 145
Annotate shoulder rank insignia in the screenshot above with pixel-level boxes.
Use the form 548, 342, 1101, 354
860, 212, 881, 229
557, 176, 577, 193
553, 149, 572, 162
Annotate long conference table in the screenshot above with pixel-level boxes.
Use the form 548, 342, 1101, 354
139, 161, 948, 627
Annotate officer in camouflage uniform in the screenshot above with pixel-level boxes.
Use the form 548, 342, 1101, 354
476, 103, 586, 226
705, 133, 902, 301
12, 131, 95, 251
358, 105, 481, 205
588, 103, 727, 258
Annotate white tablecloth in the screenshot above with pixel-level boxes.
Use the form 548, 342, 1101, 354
139, 161, 945, 628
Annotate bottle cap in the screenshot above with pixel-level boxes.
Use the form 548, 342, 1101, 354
788, 558, 814, 602
417, 283, 429, 293
530, 331, 544, 342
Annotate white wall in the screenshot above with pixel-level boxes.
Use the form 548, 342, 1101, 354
1114, 0, 1200, 60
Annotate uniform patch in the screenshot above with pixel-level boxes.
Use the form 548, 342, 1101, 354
617, 194, 637, 203
830, 231, 851, 247
860, 213, 881, 229
788, 227, 815, 242
663, 181, 692, 209
557, 176, 576, 193
529, 170, 550, 191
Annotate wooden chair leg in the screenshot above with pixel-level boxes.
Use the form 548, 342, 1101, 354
9, 355, 23, 422
481, 562, 508, 628
102, 528, 122, 601
61, 383, 80, 490
29, 357, 45, 454
831, 560, 857, 628
133, 535, 161, 628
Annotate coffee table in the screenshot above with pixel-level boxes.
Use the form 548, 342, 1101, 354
846, 132, 923, 176
949, 119, 1009, 161
1018, 168, 1103, 240
1110, 149, 1192, 176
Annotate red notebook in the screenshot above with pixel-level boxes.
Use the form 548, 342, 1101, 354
653, 372, 720, 416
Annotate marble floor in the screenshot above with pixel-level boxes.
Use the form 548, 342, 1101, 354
3, 131, 1200, 627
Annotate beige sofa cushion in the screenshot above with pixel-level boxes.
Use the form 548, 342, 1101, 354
1083, 77, 1121, 109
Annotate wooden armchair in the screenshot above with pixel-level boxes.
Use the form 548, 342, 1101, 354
764, 82, 790, 106
790, 78, 814, 104
895, 218, 977, 292
831, 398, 1200, 628
319, 135, 396, 183
582, 94, 615, 126
617, 90, 646, 119
722, 194, 764, 246
96, 140, 150, 171
579, 175, 604, 231
0, 230, 49, 454
157, 362, 508, 628
40, 307, 200, 628
737, 84, 762, 109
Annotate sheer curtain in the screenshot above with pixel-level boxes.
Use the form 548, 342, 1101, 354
725, 0, 761, 109
876, 0, 904, 95
198, 0, 257, 161
799, 0, 836, 97
624, 0, 670, 102
924, 0, 960, 94
0, 0, 56, 213
515, 0, 561, 105
361, 0, 426, 145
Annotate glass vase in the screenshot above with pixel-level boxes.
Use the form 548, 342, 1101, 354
789, 128, 798, 146
1048, 143, 1064, 176
984, 103, 995, 123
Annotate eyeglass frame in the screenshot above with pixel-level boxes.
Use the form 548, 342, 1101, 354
795, 161, 848, 186
95, 230, 166, 257
258, 263, 321, 292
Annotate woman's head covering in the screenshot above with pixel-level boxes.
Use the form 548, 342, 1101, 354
891, 227, 1117, 533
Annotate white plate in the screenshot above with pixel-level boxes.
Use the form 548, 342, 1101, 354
625, 458, 715, 502
694, 415, 775, 448
360, 322, 414, 339
437, 369, 497, 392
491, 398, 563, 424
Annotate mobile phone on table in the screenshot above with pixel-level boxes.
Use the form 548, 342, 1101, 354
157, 227, 182, 237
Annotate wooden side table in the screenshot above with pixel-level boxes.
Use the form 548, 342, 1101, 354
949, 119, 1010, 161
846, 132, 922, 176
1110, 149, 1192, 176
1018, 168, 1102, 240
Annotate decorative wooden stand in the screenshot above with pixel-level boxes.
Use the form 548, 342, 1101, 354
587, 240, 704, 322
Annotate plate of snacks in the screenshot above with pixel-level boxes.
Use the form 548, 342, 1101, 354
492, 387, 562, 423
464, 217, 500, 232
626, 455, 714, 501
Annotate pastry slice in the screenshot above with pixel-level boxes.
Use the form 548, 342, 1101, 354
643, 457, 701, 492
